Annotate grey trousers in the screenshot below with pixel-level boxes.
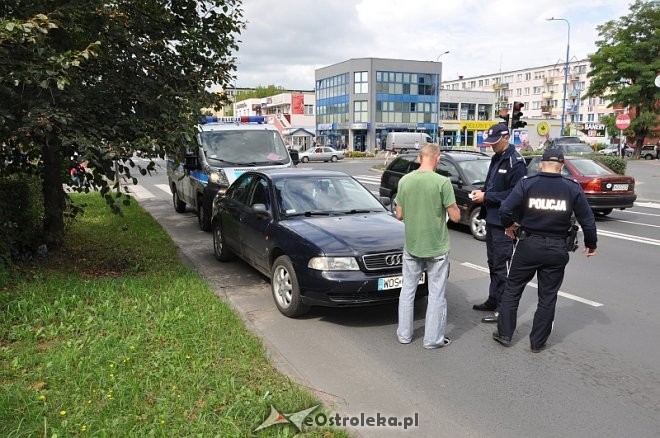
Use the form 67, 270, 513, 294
397, 250, 450, 348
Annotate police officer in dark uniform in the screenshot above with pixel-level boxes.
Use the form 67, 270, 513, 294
470, 123, 527, 323
492, 148, 598, 352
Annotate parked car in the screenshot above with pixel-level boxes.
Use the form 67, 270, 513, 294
626, 145, 656, 160
598, 144, 621, 156
526, 155, 636, 216
379, 150, 491, 241
211, 169, 426, 317
298, 146, 345, 163
546, 142, 594, 156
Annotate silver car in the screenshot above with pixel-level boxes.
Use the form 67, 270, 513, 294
299, 147, 345, 163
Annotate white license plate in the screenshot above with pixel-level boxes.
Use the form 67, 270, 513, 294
612, 184, 628, 191
378, 272, 426, 291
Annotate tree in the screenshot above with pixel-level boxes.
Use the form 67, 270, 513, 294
0, 1, 244, 248
586, 0, 660, 156
235, 84, 286, 101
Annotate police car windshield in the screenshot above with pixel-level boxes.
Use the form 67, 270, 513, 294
200, 130, 291, 165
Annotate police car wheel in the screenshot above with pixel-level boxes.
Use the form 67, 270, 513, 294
331, 155, 338, 162
469, 208, 487, 241
172, 186, 186, 213
271, 255, 309, 318
301, 156, 309, 163
212, 221, 234, 261
197, 199, 211, 232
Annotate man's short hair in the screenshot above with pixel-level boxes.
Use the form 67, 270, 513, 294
419, 143, 440, 157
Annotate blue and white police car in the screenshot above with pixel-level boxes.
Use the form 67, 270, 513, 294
167, 116, 294, 231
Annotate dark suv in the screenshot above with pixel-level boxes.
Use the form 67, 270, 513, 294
379, 150, 491, 241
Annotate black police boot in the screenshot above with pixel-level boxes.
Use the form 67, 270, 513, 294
472, 301, 496, 311
492, 331, 511, 347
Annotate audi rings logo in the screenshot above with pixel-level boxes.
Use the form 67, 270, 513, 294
385, 254, 403, 266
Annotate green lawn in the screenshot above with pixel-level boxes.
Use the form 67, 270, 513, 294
0, 194, 346, 437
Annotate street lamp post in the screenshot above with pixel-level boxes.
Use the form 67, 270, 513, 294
436, 51, 450, 144
546, 17, 570, 135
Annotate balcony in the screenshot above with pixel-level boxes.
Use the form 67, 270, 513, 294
541, 105, 553, 114
569, 74, 581, 81
566, 105, 577, 113
544, 76, 555, 84
542, 91, 554, 99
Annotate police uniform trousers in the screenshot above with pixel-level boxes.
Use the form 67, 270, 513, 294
485, 223, 514, 310
497, 234, 570, 349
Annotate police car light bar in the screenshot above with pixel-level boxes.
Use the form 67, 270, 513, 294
198, 116, 266, 124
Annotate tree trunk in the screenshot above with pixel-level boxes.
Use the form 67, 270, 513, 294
41, 136, 66, 248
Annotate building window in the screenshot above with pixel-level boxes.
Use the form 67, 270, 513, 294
525, 73, 531, 80
304, 105, 314, 115
524, 87, 530, 96
503, 75, 513, 83
598, 113, 605, 121
354, 71, 368, 94
533, 86, 542, 94
478, 79, 483, 86
587, 113, 595, 122
484, 78, 490, 86
439, 102, 459, 120
517, 74, 523, 81
354, 100, 368, 122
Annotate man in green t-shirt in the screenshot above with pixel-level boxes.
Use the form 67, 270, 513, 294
395, 143, 460, 349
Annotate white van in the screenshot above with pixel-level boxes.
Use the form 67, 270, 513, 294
385, 132, 433, 153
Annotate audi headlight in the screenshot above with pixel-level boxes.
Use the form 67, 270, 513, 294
308, 256, 359, 271
209, 171, 221, 184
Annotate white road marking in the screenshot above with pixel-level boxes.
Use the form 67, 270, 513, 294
155, 184, 172, 195
460, 262, 604, 307
609, 219, 660, 229
633, 201, 660, 209
597, 229, 660, 246
126, 184, 155, 200
354, 175, 382, 186
620, 209, 660, 217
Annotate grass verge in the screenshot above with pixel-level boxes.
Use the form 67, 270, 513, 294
0, 193, 347, 437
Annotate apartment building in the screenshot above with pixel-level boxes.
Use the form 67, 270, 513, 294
442, 59, 617, 139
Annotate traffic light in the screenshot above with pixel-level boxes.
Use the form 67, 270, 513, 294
512, 101, 527, 129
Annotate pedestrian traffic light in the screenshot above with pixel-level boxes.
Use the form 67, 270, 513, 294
512, 101, 527, 129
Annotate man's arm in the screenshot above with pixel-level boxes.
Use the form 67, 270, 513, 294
447, 203, 460, 223
395, 205, 403, 221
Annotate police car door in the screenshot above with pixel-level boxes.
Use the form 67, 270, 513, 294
241, 176, 273, 272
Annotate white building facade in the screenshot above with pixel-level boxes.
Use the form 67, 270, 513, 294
442, 59, 618, 142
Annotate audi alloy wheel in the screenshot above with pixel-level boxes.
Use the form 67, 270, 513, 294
271, 255, 309, 317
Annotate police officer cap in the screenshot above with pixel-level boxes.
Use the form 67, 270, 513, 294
483, 123, 510, 144
541, 148, 565, 163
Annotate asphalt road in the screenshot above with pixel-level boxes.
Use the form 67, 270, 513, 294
127, 157, 660, 437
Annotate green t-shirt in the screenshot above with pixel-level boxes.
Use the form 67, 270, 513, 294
396, 170, 456, 257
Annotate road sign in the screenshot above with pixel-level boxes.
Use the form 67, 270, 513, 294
615, 114, 631, 130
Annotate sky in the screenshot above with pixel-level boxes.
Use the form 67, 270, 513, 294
232, 0, 635, 90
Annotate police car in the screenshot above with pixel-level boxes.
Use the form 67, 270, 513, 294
167, 116, 294, 231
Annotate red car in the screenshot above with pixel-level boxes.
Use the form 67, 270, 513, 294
526, 156, 636, 216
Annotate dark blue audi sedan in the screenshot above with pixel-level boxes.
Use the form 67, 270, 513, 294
211, 169, 427, 317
